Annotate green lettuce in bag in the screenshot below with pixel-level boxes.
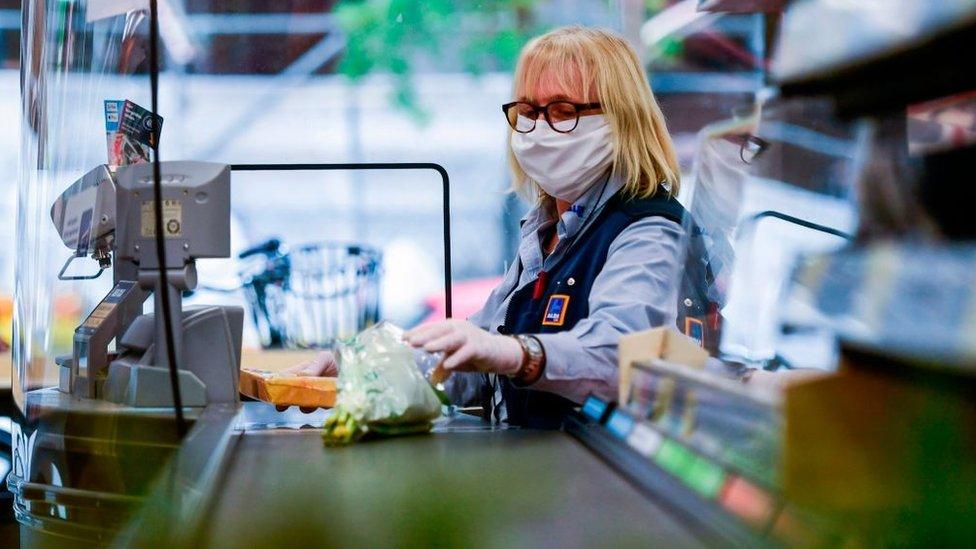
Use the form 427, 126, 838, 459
323, 322, 444, 445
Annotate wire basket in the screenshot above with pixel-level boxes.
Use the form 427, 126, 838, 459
240, 240, 382, 349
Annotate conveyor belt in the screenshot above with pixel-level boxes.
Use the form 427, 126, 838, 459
192, 425, 703, 547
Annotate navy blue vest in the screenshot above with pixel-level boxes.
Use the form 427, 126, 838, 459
492, 189, 690, 429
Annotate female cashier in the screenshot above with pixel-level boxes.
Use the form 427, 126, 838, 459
294, 26, 687, 428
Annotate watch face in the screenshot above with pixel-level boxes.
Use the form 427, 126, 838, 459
521, 335, 543, 359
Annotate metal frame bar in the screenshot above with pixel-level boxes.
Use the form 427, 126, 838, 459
748, 210, 853, 241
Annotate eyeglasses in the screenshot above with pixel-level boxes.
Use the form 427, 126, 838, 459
739, 135, 769, 164
502, 101, 602, 133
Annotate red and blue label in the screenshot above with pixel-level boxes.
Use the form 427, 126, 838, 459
541, 294, 571, 326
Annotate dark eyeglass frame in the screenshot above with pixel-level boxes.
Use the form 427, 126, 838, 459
502, 101, 602, 133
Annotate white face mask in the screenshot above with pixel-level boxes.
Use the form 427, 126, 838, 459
511, 114, 614, 203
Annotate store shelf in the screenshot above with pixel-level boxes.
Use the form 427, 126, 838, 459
777, 16, 976, 118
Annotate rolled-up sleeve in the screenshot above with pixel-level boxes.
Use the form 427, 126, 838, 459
530, 217, 684, 403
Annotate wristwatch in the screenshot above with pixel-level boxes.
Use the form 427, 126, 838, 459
510, 334, 545, 384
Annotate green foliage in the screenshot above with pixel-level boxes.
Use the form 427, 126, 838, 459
647, 35, 684, 69
334, 1, 683, 119
335, 0, 540, 121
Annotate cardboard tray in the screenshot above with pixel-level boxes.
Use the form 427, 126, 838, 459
239, 368, 337, 409
239, 350, 337, 408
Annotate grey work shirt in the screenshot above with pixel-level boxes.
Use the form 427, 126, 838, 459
456, 173, 685, 408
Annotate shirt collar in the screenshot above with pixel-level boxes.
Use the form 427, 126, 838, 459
520, 171, 624, 239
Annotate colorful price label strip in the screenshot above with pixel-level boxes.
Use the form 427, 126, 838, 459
583, 398, 833, 543
602, 406, 786, 535
606, 410, 635, 439
582, 395, 609, 422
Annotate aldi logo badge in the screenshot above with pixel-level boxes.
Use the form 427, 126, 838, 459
542, 294, 571, 326
684, 317, 705, 347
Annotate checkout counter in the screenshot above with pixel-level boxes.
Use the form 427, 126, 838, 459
6, 354, 729, 547
145, 405, 704, 547
7, 1, 976, 547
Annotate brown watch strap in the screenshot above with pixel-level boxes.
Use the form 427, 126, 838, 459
513, 335, 545, 385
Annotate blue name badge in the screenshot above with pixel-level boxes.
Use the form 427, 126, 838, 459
542, 294, 570, 326
582, 395, 608, 422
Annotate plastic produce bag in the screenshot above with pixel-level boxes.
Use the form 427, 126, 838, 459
323, 321, 445, 445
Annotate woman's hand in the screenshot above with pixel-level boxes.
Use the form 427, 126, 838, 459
405, 319, 523, 376
282, 351, 339, 377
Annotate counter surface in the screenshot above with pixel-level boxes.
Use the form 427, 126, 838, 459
195, 422, 701, 547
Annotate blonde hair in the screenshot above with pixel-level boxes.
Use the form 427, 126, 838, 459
509, 26, 680, 203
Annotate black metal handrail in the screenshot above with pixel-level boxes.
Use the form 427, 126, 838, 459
747, 210, 853, 241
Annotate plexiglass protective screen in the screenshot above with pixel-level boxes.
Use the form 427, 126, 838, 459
680, 97, 865, 368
